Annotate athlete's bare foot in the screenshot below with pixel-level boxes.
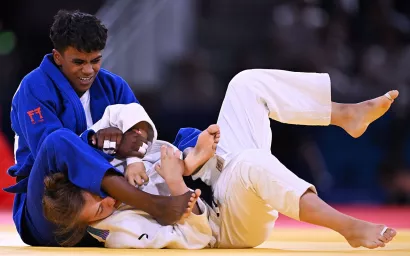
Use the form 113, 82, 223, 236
334, 90, 399, 138
178, 189, 202, 224
153, 191, 194, 225
184, 124, 220, 176
341, 219, 397, 249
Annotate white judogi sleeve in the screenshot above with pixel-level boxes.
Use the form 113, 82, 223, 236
89, 103, 157, 139
87, 103, 158, 166
88, 198, 214, 249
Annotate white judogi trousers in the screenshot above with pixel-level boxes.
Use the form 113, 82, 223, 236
210, 69, 331, 248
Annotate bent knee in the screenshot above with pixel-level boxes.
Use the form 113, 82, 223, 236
227, 69, 257, 90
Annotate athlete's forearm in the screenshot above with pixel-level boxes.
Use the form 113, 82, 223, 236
102, 171, 196, 224
101, 170, 165, 214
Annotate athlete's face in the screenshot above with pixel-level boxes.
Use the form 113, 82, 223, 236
80, 191, 121, 223
52, 46, 102, 96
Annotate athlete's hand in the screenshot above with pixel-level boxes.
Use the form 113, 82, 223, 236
91, 127, 123, 155
125, 162, 149, 186
155, 146, 184, 182
116, 130, 149, 158
155, 146, 188, 196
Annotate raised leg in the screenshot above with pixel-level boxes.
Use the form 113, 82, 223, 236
216, 69, 398, 159
215, 69, 332, 159
330, 91, 398, 138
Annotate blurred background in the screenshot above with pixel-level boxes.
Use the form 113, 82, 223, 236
1, 0, 410, 211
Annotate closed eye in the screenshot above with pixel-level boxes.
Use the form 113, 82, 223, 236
91, 58, 101, 64
95, 204, 102, 217
73, 59, 84, 65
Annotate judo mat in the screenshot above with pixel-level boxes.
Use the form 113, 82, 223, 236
1, 206, 409, 256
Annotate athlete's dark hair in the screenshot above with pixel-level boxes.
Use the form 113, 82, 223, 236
49, 10, 108, 53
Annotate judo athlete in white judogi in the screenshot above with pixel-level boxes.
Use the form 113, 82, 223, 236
49, 69, 399, 249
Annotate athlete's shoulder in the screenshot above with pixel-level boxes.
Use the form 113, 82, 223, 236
16, 68, 54, 94
97, 69, 128, 88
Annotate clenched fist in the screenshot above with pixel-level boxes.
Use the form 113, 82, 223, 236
91, 127, 123, 155
115, 130, 149, 159
125, 162, 149, 186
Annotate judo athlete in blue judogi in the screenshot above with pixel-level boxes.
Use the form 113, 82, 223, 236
4, 10, 198, 246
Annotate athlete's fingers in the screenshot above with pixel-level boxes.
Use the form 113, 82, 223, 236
167, 146, 174, 158
140, 172, 149, 184
97, 133, 105, 149
160, 146, 167, 160
173, 149, 182, 158
154, 163, 161, 172
128, 150, 145, 158
91, 134, 97, 146
134, 175, 143, 186
127, 175, 137, 186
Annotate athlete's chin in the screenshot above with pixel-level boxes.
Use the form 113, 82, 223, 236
70, 78, 94, 93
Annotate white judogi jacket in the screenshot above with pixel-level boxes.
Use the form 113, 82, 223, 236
86, 103, 221, 249
89, 198, 216, 249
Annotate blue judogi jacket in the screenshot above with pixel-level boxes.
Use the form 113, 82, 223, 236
5, 54, 137, 246
4, 53, 201, 246
6, 54, 137, 194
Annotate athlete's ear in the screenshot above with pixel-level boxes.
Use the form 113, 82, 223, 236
52, 49, 63, 66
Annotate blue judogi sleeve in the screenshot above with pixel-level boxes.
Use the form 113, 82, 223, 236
22, 129, 120, 246
32, 129, 117, 197
14, 83, 66, 158
172, 127, 201, 151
